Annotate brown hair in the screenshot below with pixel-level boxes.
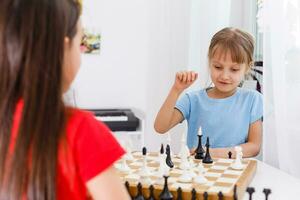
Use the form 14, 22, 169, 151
0, 0, 80, 199
208, 27, 254, 71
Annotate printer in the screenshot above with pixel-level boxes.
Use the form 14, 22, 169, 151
89, 109, 140, 131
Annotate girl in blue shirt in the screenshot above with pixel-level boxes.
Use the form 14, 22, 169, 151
154, 27, 263, 158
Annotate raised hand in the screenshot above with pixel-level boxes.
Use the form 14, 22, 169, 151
173, 71, 198, 93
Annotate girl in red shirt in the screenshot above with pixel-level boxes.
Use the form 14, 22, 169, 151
0, 0, 130, 199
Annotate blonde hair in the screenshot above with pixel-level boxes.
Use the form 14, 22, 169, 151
208, 27, 254, 71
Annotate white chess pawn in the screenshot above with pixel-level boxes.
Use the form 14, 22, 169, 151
156, 148, 169, 177
179, 131, 189, 159
120, 140, 134, 161
117, 156, 131, 173
139, 147, 152, 177
178, 164, 193, 183
124, 139, 135, 161
198, 162, 205, 173
179, 158, 191, 170
194, 163, 207, 184
188, 156, 197, 168
187, 166, 197, 178
231, 146, 244, 170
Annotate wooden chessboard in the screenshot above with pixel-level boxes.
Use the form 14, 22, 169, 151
115, 152, 257, 200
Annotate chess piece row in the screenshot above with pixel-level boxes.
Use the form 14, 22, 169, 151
125, 180, 272, 200
246, 187, 272, 200
124, 176, 228, 200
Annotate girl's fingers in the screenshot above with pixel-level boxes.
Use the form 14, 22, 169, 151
191, 72, 195, 81
187, 72, 192, 82
176, 72, 183, 81
182, 71, 187, 83
176, 71, 198, 84
191, 72, 198, 81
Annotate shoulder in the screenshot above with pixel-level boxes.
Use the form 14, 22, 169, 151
65, 108, 110, 137
185, 89, 205, 98
238, 88, 262, 100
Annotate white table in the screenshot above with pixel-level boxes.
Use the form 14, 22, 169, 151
243, 160, 300, 199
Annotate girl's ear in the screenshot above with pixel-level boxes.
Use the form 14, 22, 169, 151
246, 61, 254, 73
64, 37, 70, 46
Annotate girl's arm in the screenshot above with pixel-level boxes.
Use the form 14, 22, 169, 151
203, 119, 262, 158
154, 71, 198, 133
86, 166, 131, 200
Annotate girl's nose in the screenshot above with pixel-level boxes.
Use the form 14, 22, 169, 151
220, 70, 230, 80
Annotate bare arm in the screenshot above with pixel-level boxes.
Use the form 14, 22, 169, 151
195, 120, 262, 158
154, 71, 198, 133
86, 166, 131, 200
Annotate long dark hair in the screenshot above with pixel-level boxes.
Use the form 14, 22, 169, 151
0, 0, 80, 199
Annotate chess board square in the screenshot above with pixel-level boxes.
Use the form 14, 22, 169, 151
229, 165, 247, 170
214, 182, 233, 187
148, 162, 159, 168
130, 162, 143, 167
205, 172, 222, 178
204, 181, 215, 187
170, 168, 182, 174
224, 170, 243, 176
207, 169, 224, 173
203, 163, 214, 167
171, 183, 193, 190
210, 165, 228, 170
221, 174, 239, 179
128, 164, 140, 170
216, 177, 237, 184
194, 185, 210, 191
217, 158, 233, 163
169, 172, 181, 178
213, 162, 231, 167
206, 177, 218, 182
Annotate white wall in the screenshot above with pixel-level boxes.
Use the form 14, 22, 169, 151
72, 0, 148, 111
71, 0, 256, 153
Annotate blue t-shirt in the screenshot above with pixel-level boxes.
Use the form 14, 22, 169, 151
175, 87, 263, 149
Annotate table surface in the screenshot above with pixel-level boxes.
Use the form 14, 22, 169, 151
243, 160, 300, 200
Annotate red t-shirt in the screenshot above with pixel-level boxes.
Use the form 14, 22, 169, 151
11, 101, 125, 199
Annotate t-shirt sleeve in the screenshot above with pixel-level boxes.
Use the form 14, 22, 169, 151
74, 113, 125, 182
175, 93, 191, 120
250, 91, 263, 123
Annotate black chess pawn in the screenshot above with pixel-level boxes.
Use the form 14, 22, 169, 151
202, 137, 213, 164
233, 185, 238, 200
218, 191, 223, 200
159, 176, 173, 200
228, 151, 232, 159
133, 182, 145, 200
203, 191, 208, 200
176, 187, 183, 200
147, 185, 156, 200
165, 144, 174, 168
143, 147, 147, 156
125, 181, 132, 198
263, 188, 271, 200
246, 187, 255, 200
191, 188, 196, 200
195, 134, 205, 159
160, 144, 164, 154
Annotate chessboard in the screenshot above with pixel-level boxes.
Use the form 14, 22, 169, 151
115, 152, 257, 200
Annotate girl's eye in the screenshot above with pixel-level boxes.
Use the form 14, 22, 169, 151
232, 68, 240, 72
214, 65, 222, 69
